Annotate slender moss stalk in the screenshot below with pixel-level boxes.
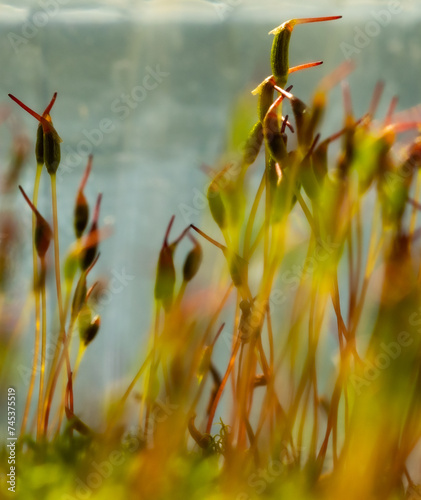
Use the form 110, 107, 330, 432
20, 163, 43, 437
47, 173, 73, 428
37, 258, 47, 439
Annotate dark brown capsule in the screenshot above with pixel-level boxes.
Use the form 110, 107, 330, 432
81, 315, 101, 347
74, 193, 89, 239
74, 156, 93, 238
43, 130, 61, 175
79, 194, 102, 271
183, 234, 202, 282
19, 185, 52, 259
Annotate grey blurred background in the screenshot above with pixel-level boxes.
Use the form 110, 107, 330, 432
0, 0, 420, 426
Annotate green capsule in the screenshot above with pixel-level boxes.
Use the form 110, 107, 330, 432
207, 179, 227, 230
269, 160, 299, 223
243, 121, 264, 165
379, 160, 410, 227
300, 155, 320, 200
303, 91, 326, 147
258, 80, 275, 123
64, 251, 79, 284
270, 16, 341, 88
154, 216, 177, 311
197, 346, 212, 381
154, 244, 176, 311
299, 135, 321, 200
72, 274, 87, 320
224, 249, 248, 289
270, 23, 292, 89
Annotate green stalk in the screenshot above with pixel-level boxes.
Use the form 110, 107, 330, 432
49, 173, 73, 421
50, 173, 64, 328
21, 162, 43, 438
37, 258, 47, 439
43, 317, 75, 433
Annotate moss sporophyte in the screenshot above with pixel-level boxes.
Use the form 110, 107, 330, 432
6, 14, 421, 500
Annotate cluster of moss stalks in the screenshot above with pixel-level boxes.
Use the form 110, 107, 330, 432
2, 15, 421, 500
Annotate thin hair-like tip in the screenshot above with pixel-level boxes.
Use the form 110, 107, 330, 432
164, 215, 176, 244
19, 185, 38, 215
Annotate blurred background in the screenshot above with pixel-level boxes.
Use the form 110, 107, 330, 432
0, 0, 420, 426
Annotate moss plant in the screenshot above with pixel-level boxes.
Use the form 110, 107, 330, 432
2, 15, 421, 500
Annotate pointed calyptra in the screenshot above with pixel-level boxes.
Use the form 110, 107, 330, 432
269, 16, 341, 89
36, 92, 58, 166
9, 93, 62, 175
